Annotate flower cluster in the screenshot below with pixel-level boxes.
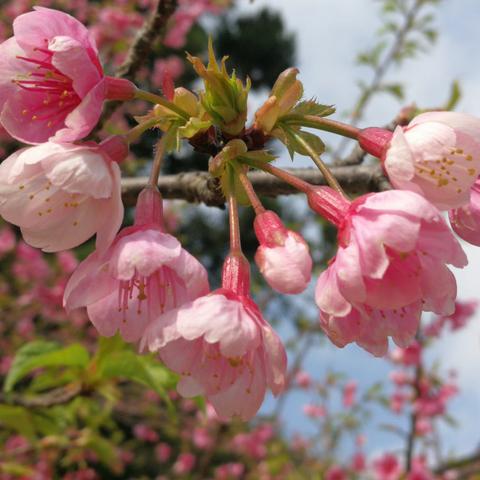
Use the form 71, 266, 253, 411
0, 6, 477, 421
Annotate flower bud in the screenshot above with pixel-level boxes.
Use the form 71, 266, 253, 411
254, 210, 312, 294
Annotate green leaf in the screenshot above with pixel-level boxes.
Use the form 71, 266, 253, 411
4, 341, 90, 393
279, 127, 325, 158
0, 405, 36, 438
380, 82, 404, 100
98, 350, 175, 401
445, 80, 462, 110
291, 100, 336, 117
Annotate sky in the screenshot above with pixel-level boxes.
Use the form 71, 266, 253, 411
235, 0, 480, 461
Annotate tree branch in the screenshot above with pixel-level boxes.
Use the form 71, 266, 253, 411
121, 164, 391, 207
116, 0, 178, 80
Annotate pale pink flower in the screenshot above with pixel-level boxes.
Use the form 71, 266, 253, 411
173, 452, 196, 475
359, 112, 480, 210
133, 424, 159, 443
449, 179, 480, 245
310, 187, 466, 356
303, 403, 326, 418
373, 453, 402, 480
294, 370, 312, 389
254, 210, 312, 294
0, 136, 126, 252
415, 417, 433, 436
192, 427, 213, 450
64, 187, 209, 342
142, 253, 287, 420
342, 380, 357, 408
0, 7, 135, 144
152, 56, 185, 89
390, 390, 408, 414
389, 370, 411, 387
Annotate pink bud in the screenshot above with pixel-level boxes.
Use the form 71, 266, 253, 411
254, 211, 312, 294
358, 127, 393, 159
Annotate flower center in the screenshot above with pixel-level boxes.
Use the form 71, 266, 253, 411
14, 48, 81, 129
414, 147, 477, 194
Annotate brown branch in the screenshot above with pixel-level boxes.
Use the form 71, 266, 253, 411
434, 451, 480, 476
121, 164, 390, 207
116, 0, 178, 80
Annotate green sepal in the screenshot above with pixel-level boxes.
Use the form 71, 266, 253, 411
291, 100, 336, 117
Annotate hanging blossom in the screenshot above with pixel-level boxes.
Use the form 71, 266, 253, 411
0, 136, 126, 252
0, 7, 135, 144
141, 253, 287, 420
64, 187, 209, 342
254, 210, 312, 294
309, 187, 467, 356
359, 112, 480, 246
359, 112, 480, 210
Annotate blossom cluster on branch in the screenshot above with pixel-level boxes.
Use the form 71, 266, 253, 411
0, 6, 479, 423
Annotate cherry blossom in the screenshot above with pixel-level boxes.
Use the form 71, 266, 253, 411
359, 112, 480, 210
254, 210, 312, 294
0, 7, 135, 144
0, 136, 126, 252
141, 253, 287, 420
64, 187, 209, 342
309, 187, 467, 356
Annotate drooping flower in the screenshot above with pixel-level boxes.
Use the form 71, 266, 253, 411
309, 187, 467, 356
141, 253, 287, 420
64, 187, 209, 342
359, 112, 480, 210
254, 210, 312, 294
0, 7, 135, 144
0, 136, 126, 252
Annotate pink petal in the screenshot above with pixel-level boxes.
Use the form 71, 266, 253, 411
410, 111, 480, 138
49, 36, 102, 97
315, 265, 352, 317
384, 126, 415, 181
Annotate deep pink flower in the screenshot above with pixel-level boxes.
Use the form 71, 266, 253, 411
325, 465, 347, 480
391, 342, 421, 366
141, 253, 287, 420
0, 136, 126, 252
310, 187, 466, 356
0, 226, 15, 257
64, 187, 209, 342
373, 453, 402, 480
359, 112, 480, 210
155, 443, 172, 463
351, 451, 366, 473
254, 210, 312, 294
0, 7, 135, 144
173, 452, 196, 475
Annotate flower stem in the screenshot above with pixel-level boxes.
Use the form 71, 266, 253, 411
290, 130, 347, 196
227, 186, 242, 254
237, 169, 266, 216
126, 118, 160, 143
282, 114, 361, 139
134, 88, 190, 120
256, 163, 311, 194
148, 137, 166, 188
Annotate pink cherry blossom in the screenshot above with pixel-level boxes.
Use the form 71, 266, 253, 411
141, 253, 287, 420
254, 210, 312, 294
351, 451, 366, 473
391, 342, 421, 366
310, 187, 467, 356
0, 7, 135, 144
155, 443, 172, 463
173, 452, 196, 475
342, 380, 357, 408
0, 136, 126, 252
325, 465, 347, 480
0, 226, 15, 257
295, 370, 312, 389
359, 112, 480, 210
449, 178, 480, 245
64, 187, 209, 342
303, 403, 326, 418
373, 453, 401, 480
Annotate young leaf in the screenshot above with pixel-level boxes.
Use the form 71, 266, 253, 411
4, 342, 90, 393
291, 100, 336, 117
